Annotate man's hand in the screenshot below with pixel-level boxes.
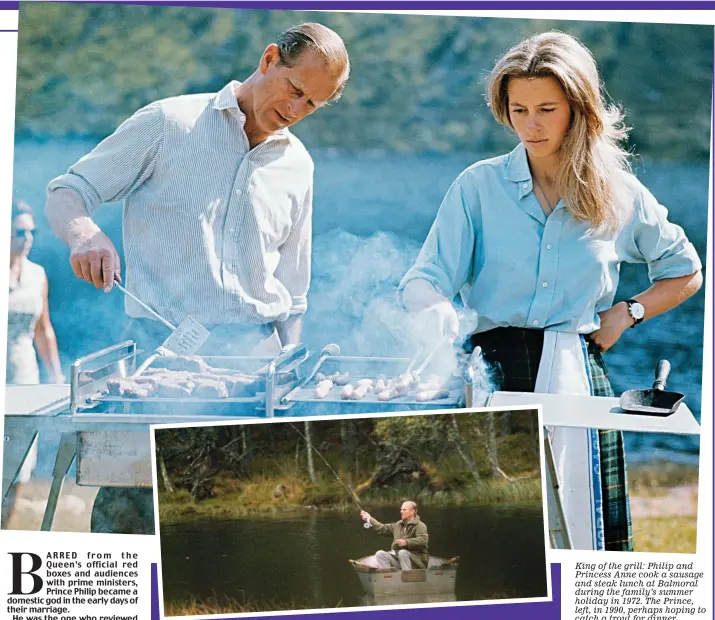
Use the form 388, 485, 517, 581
414, 301, 459, 344
69, 231, 122, 293
360, 510, 371, 522
589, 302, 632, 352
395, 539, 408, 548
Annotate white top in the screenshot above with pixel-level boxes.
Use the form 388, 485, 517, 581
48, 81, 314, 326
6, 257, 45, 384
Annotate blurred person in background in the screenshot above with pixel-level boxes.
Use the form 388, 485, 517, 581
44, 23, 350, 535
399, 32, 702, 551
8, 200, 63, 385
3, 200, 64, 527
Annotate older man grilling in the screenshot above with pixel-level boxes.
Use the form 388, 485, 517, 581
45, 23, 350, 356
361, 501, 429, 570
44, 23, 350, 535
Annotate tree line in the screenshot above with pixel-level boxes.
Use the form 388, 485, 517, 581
16, 4, 713, 160
154, 410, 541, 502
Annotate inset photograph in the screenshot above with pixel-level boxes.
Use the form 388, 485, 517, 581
152, 408, 549, 615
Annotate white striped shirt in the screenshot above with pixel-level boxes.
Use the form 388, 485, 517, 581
48, 81, 313, 326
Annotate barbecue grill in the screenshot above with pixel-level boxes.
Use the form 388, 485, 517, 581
70, 340, 310, 416
2, 340, 471, 531
2, 339, 701, 541
69, 341, 466, 417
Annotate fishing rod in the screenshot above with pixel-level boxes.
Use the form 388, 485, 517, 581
288, 422, 372, 529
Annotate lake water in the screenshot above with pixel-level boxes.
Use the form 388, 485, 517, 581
159, 504, 548, 610
11, 139, 708, 465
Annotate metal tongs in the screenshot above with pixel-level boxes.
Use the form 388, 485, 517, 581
396, 335, 451, 389
280, 344, 341, 405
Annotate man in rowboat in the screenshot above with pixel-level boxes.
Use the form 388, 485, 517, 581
361, 501, 429, 570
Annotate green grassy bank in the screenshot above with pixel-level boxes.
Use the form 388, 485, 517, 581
158, 474, 542, 525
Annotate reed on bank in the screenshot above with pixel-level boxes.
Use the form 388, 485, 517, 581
157, 473, 542, 525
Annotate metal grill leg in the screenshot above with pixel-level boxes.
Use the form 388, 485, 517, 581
40, 432, 77, 531
2, 425, 39, 527
544, 434, 572, 549
2, 427, 38, 503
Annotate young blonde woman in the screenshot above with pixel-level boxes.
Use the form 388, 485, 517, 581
399, 32, 702, 551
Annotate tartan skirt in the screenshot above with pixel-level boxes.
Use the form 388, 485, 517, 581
469, 327, 633, 552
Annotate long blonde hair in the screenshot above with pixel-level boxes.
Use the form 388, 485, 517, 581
487, 32, 631, 232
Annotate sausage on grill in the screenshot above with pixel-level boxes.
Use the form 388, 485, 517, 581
416, 388, 450, 402
315, 379, 333, 399
350, 383, 371, 400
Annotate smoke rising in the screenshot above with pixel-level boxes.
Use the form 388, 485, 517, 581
304, 229, 493, 388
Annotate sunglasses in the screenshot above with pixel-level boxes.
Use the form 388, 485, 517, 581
12, 228, 36, 239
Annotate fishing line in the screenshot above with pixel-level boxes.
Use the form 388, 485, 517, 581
288, 422, 372, 528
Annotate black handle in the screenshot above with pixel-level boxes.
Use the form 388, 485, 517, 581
652, 359, 671, 391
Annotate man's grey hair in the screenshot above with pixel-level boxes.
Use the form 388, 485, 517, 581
403, 501, 417, 513
275, 22, 350, 102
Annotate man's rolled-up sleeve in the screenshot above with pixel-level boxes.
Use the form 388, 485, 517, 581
47, 102, 165, 213
397, 175, 476, 305
275, 181, 313, 315
625, 183, 702, 281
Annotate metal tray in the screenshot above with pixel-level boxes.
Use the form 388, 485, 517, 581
71, 342, 309, 417
282, 348, 465, 408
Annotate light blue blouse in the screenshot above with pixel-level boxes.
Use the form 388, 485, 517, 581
399, 143, 702, 334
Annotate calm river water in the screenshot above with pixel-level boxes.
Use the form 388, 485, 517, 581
159, 504, 548, 610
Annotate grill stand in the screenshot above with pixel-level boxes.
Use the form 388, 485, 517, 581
543, 435, 572, 549
41, 432, 77, 531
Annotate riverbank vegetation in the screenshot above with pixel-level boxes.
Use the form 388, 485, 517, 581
155, 410, 542, 525
164, 593, 315, 616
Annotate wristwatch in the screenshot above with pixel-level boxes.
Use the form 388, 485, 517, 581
625, 299, 645, 328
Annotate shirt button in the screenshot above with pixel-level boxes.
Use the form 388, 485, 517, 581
532, 320, 539, 326
546, 244, 552, 250
542, 282, 549, 288
522, 183, 529, 189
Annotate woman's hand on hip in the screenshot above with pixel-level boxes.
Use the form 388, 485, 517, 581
589, 302, 633, 351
